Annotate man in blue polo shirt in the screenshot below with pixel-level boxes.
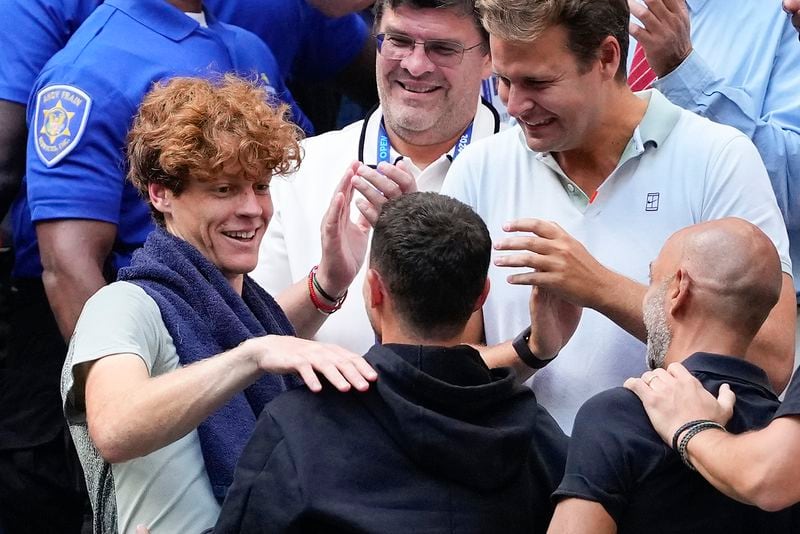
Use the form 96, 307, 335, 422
548, 218, 796, 533
0, 1, 309, 531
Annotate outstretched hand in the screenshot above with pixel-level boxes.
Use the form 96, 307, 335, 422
628, 0, 692, 77
247, 335, 378, 393
353, 160, 417, 226
624, 363, 736, 446
316, 161, 372, 299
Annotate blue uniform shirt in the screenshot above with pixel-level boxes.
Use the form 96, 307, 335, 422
0, 0, 101, 105
205, 0, 369, 84
11, 0, 310, 278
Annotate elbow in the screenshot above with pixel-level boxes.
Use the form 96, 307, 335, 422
88, 417, 142, 464
734, 461, 797, 512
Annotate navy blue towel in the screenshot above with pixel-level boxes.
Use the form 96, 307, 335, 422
118, 227, 301, 501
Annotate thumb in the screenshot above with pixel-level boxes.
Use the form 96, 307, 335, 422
716, 383, 736, 422
136, 525, 150, 534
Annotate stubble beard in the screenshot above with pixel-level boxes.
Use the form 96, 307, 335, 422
644, 283, 672, 370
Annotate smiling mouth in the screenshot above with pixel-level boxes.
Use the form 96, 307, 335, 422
397, 81, 440, 94
222, 230, 256, 241
523, 117, 556, 128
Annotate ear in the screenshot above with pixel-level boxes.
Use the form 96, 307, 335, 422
365, 268, 385, 310
148, 182, 173, 216
597, 35, 621, 81
473, 277, 490, 311
668, 268, 692, 318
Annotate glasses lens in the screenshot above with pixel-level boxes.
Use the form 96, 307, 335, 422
375, 33, 467, 67
377, 33, 414, 60
424, 41, 464, 67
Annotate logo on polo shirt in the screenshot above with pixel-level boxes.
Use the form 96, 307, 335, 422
33, 85, 92, 167
646, 192, 660, 212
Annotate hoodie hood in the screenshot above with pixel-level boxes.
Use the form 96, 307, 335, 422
361, 343, 565, 491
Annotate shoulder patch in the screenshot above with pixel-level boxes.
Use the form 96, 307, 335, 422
33, 85, 92, 167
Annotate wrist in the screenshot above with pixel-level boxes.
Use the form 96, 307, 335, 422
512, 326, 557, 369
314, 263, 349, 301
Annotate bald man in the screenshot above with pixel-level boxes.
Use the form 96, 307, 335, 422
548, 218, 795, 533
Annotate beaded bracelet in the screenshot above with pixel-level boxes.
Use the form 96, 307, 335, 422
676, 420, 727, 471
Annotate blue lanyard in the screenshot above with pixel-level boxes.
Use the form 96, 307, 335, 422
376, 120, 474, 165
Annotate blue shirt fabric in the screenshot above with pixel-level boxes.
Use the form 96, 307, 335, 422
554, 353, 796, 533
0, 0, 101, 105
634, 0, 800, 295
11, 0, 309, 278
204, 0, 369, 84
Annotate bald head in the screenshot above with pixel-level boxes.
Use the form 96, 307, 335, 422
656, 217, 782, 336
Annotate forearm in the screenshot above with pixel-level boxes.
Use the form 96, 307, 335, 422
478, 341, 536, 382
686, 419, 800, 511
590, 271, 647, 343
277, 278, 330, 339
86, 342, 263, 463
42, 260, 107, 340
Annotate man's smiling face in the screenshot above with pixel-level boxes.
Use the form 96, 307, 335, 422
376, 5, 491, 146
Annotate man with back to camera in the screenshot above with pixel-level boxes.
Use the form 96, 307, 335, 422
547, 218, 795, 533
440, 0, 795, 433
215, 192, 571, 534
252, 0, 503, 354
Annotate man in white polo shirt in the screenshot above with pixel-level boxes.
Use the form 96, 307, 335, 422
252, 0, 500, 353
441, 0, 795, 433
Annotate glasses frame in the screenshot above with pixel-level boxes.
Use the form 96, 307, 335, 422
374, 32, 485, 67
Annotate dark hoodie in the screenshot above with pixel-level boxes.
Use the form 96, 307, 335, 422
214, 343, 567, 534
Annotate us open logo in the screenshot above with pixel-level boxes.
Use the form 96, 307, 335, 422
646, 192, 660, 212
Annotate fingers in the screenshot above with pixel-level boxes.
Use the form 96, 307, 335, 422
355, 197, 380, 227
717, 383, 736, 416
624, 376, 653, 399
299, 346, 377, 393
494, 235, 559, 255
501, 218, 562, 239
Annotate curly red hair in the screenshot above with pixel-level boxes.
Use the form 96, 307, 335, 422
127, 74, 303, 225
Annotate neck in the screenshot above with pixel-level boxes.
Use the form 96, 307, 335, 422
663, 322, 753, 366
379, 318, 467, 348
553, 85, 648, 196
168, 0, 202, 12
385, 121, 470, 171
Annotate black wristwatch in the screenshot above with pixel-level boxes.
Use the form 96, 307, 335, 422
512, 326, 557, 369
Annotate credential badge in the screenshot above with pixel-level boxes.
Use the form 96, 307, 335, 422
33, 85, 92, 167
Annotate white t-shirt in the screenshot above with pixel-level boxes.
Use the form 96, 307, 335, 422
62, 282, 220, 533
441, 89, 792, 433
253, 100, 501, 353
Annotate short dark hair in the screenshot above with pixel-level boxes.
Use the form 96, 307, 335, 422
370, 192, 491, 339
373, 0, 489, 52
478, 0, 630, 81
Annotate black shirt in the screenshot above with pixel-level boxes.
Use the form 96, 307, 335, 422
554, 352, 795, 533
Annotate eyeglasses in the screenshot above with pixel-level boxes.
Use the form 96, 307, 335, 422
375, 32, 485, 67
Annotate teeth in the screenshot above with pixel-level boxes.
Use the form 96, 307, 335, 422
399, 82, 437, 93
526, 118, 553, 127
224, 231, 255, 239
